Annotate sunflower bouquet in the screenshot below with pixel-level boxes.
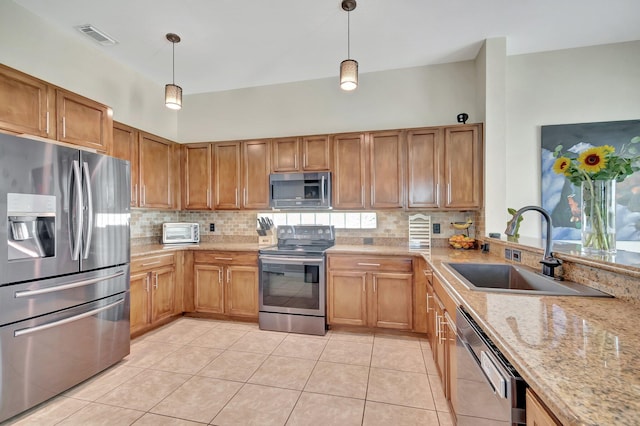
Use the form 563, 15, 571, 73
552, 138, 640, 252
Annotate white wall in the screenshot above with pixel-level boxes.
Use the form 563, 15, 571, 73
178, 61, 478, 142
0, 1, 178, 140
504, 41, 640, 238
478, 38, 507, 237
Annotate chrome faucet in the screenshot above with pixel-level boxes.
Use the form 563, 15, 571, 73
504, 206, 562, 278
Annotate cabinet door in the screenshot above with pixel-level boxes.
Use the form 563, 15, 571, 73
302, 135, 330, 171
56, 89, 112, 153
526, 389, 561, 426
151, 266, 176, 323
214, 142, 241, 209
426, 280, 437, 350
370, 272, 413, 330
242, 139, 270, 209
225, 265, 258, 317
139, 132, 173, 209
0, 65, 53, 137
406, 128, 441, 208
412, 259, 429, 334
443, 125, 483, 209
112, 122, 139, 207
129, 271, 150, 335
194, 264, 225, 313
271, 137, 300, 172
327, 270, 368, 326
184, 143, 212, 210
445, 311, 457, 409
369, 131, 404, 209
434, 295, 447, 383
332, 133, 367, 209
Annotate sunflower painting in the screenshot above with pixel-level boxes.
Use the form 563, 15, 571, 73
541, 119, 640, 247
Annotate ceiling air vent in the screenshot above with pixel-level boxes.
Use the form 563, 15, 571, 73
75, 24, 118, 46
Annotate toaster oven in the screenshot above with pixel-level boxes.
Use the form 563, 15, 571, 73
162, 223, 200, 244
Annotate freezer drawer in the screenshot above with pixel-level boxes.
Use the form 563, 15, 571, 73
0, 264, 129, 326
0, 292, 130, 423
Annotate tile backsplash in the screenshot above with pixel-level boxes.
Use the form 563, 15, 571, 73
131, 209, 482, 246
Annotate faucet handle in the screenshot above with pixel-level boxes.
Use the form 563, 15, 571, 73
540, 256, 562, 278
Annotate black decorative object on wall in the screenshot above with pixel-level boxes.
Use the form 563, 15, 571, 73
457, 113, 469, 124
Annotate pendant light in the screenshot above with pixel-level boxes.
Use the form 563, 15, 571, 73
165, 33, 182, 110
340, 0, 358, 91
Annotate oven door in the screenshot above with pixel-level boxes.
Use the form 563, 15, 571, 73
259, 255, 325, 316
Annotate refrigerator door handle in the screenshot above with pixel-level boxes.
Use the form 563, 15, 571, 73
14, 270, 126, 298
82, 161, 94, 260
70, 160, 83, 261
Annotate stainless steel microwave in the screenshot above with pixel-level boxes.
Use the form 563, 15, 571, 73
269, 172, 331, 209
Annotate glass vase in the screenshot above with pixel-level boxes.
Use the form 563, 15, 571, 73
581, 179, 616, 254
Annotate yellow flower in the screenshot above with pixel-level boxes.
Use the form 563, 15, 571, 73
578, 147, 607, 173
552, 157, 571, 175
602, 145, 615, 154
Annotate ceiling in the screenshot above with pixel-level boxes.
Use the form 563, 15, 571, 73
13, 0, 640, 95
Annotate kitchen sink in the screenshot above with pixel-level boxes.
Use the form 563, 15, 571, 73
442, 262, 611, 297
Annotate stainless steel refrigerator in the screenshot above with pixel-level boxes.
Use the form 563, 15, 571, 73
0, 133, 131, 422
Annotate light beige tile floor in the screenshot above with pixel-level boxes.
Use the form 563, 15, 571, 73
6, 317, 453, 425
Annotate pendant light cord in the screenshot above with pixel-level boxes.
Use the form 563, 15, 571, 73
172, 41, 176, 85
347, 10, 351, 59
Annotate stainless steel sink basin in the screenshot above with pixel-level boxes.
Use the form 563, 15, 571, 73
443, 262, 611, 297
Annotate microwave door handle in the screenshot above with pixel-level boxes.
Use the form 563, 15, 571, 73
69, 160, 83, 261
81, 161, 94, 260
321, 175, 325, 203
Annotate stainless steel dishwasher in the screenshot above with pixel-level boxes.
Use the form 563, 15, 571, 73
455, 306, 527, 425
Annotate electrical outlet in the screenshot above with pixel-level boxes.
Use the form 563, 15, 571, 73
433, 223, 441, 234
209, 223, 215, 232
505, 248, 512, 260
512, 250, 522, 262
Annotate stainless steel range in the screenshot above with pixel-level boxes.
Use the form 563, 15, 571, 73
258, 225, 335, 336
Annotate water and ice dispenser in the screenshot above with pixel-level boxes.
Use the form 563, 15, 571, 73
7, 193, 56, 260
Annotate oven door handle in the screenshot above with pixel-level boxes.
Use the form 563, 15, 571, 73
260, 255, 324, 263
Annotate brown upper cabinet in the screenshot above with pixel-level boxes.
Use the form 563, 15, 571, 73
0, 64, 54, 138
271, 135, 330, 172
0, 64, 113, 153
138, 131, 179, 209
332, 131, 404, 210
210, 139, 270, 210
183, 143, 212, 210
406, 124, 483, 210
56, 89, 112, 153
112, 122, 139, 207
443, 125, 483, 209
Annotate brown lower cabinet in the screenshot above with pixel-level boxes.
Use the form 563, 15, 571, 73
526, 388, 561, 426
425, 266, 458, 418
190, 251, 259, 319
327, 254, 413, 330
130, 253, 181, 337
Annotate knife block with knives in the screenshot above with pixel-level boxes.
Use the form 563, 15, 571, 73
257, 217, 276, 246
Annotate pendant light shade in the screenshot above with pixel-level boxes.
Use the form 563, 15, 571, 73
340, 59, 358, 91
339, 0, 358, 91
165, 33, 182, 110
165, 84, 182, 110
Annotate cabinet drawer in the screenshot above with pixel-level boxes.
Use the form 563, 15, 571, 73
194, 251, 258, 265
328, 255, 413, 272
131, 253, 175, 272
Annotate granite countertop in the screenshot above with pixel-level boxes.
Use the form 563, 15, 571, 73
131, 242, 261, 257
130, 241, 639, 423
425, 248, 639, 426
